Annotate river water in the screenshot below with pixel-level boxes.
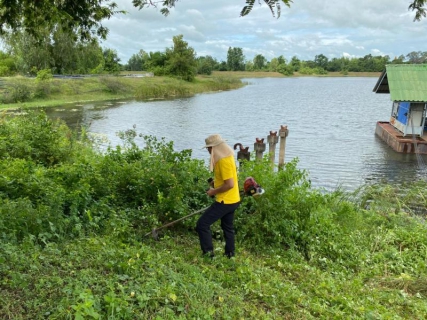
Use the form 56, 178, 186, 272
44, 77, 427, 191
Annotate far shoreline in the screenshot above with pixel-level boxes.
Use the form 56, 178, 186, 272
211, 71, 382, 78
0, 71, 381, 110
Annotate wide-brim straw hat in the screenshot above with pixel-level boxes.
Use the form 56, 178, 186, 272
202, 134, 227, 148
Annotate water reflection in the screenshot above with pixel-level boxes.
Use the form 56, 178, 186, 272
43, 77, 427, 191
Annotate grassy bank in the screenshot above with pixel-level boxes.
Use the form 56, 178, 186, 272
1, 112, 427, 319
0, 71, 381, 110
3, 232, 427, 319
0, 75, 244, 110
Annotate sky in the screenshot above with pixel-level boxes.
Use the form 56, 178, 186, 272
101, 0, 427, 64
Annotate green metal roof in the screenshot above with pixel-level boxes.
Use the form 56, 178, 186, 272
373, 64, 427, 102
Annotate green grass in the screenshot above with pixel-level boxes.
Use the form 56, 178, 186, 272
0, 75, 244, 110
2, 233, 427, 319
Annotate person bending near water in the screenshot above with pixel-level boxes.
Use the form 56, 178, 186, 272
196, 134, 241, 258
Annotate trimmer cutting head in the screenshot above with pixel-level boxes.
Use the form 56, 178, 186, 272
243, 176, 264, 197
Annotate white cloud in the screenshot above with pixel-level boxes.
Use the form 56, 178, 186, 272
102, 0, 427, 64
342, 52, 355, 58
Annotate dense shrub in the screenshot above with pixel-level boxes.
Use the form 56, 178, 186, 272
33, 81, 52, 98
0, 111, 80, 166
36, 69, 53, 81
99, 76, 130, 94
0, 112, 211, 243
33, 69, 54, 98
235, 157, 328, 256
298, 67, 328, 75
234, 157, 427, 275
277, 63, 294, 76
1, 78, 32, 103
0, 65, 10, 76
1, 112, 427, 319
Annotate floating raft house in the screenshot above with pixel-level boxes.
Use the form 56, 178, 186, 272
373, 64, 427, 154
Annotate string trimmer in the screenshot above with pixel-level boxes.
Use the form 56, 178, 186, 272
144, 177, 264, 240
144, 206, 210, 240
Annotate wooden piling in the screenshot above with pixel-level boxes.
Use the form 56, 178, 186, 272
233, 143, 250, 171
278, 125, 289, 170
267, 131, 279, 167
253, 138, 266, 161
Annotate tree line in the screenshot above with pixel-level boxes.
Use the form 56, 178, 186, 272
1, 30, 427, 81
0, 1, 425, 81
103, 47, 427, 76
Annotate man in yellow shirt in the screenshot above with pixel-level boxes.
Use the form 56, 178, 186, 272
196, 134, 241, 258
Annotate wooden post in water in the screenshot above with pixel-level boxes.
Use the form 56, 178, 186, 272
267, 131, 279, 168
253, 138, 266, 161
278, 125, 289, 171
233, 143, 250, 171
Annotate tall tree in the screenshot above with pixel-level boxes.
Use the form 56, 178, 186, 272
51, 28, 79, 74
144, 51, 167, 75
4, 30, 52, 74
0, 0, 124, 41
0, 51, 16, 76
196, 55, 218, 75
391, 55, 405, 64
327, 57, 348, 72
269, 57, 279, 72
253, 54, 267, 70
4, 28, 105, 74
126, 49, 147, 71
165, 34, 197, 81
277, 55, 286, 65
314, 54, 328, 70
218, 61, 228, 71
103, 48, 121, 73
76, 41, 104, 74
289, 56, 301, 71
406, 51, 427, 63
227, 47, 245, 71
245, 60, 254, 71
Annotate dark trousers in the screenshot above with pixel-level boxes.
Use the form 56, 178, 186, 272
196, 201, 240, 255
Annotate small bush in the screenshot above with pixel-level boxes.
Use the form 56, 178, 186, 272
33, 81, 52, 98
1, 78, 32, 103
33, 69, 53, 98
277, 64, 294, 76
36, 69, 53, 81
0, 65, 10, 76
150, 66, 167, 76
99, 76, 129, 94
0, 111, 78, 166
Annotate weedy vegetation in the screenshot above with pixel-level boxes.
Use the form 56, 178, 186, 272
1, 111, 426, 319
0, 74, 244, 110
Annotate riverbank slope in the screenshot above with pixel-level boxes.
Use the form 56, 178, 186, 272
0, 75, 244, 110
1, 112, 426, 319
0, 71, 381, 110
